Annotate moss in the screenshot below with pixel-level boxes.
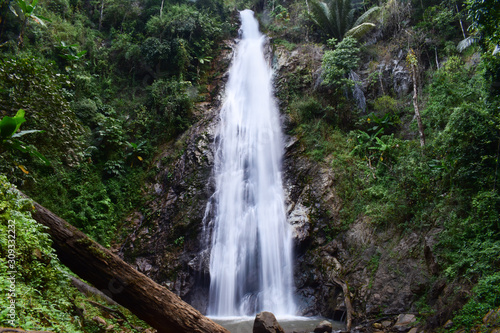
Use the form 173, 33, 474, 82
76, 237, 111, 261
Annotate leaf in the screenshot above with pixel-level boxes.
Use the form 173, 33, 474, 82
18, 165, 29, 174
345, 22, 376, 39
0, 109, 26, 139
11, 129, 44, 138
16, 0, 28, 14
7, 138, 51, 165
9, 5, 20, 17
457, 36, 479, 52
35, 14, 52, 23
31, 14, 49, 27
28, 147, 51, 165
352, 6, 380, 27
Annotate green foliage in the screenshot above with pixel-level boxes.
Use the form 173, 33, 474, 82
56, 41, 87, 61
148, 78, 194, 137
0, 109, 49, 167
0, 55, 87, 165
288, 96, 324, 123
0, 109, 26, 139
467, 0, 500, 51
453, 273, 500, 329
363, 110, 400, 135
143, 4, 223, 80
31, 162, 146, 245
9, 0, 51, 46
439, 190, 500, 278
417, 3, 460, 43
0, 175, 78, 330
309, 0, 379, 41
373, 95, 398, 114
422, 56, 479, 132
435, 104, 497, 189
321, 37, 360, 89
0, 176, 152, 331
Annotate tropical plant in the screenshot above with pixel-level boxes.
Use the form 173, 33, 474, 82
9, 0, 51, 46
466, 0, 500, 52
309, 0, 380, 40
0, 109, 49, 167
0, 56, 87, 165
57, 41, 87, 61
321, 37, 360, 88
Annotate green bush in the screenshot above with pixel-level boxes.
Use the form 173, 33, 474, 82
289, 96, 324, 123
453, 273, 500, 329
0, 175, 80, 331
148, 78, 194, 138
321, 37, 360, 89
0, 55, 88, 166
0, 175, 151, 331
422, 56, 479, 133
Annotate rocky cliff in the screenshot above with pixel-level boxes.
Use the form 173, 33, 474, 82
117, 38, 437, 326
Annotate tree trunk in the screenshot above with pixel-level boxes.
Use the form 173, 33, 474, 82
0, 329, 53, 333
98, 0, 105, 30
411, 63, 425, 147
17, 18, 27, 47
26, 197, 229, 333
329, 274, 353, 331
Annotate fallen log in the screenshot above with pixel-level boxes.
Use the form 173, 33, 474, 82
26, 196, 228, 333
0, 328, 53, 333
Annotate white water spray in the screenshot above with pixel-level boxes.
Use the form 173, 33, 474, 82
205, 9, 296, 317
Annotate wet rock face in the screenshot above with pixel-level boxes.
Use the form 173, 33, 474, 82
275, 44, 432, 321
118, 40, 235, 314
118, 104, 219, 312
118, 40, 432, 323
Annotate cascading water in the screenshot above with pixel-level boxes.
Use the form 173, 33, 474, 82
204, 9, 296, 317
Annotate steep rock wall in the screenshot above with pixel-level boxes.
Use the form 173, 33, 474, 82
118, 39, 436, 324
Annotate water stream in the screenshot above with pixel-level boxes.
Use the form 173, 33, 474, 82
204, 9, 296, 317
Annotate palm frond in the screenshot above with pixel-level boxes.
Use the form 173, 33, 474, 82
353, 6, 380, 27
310, 0, 335, 37
345, 22, 376, 39
457, 36, 479, 52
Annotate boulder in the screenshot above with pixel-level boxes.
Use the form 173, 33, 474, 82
394, 314, 416, 332
314, 320, 333, 333
253, 312, 285, 333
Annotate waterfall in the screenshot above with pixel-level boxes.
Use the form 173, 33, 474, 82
204, 9, 296, 317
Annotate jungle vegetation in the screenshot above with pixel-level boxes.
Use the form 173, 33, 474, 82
0, 0, 499, 330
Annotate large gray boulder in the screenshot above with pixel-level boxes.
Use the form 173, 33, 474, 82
253, 312, 285, 333
314, 320, 333, 333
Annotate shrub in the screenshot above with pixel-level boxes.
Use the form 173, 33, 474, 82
453, 273, 500, 329
321, 37, 360, 89
0, 55, 88, 166
0, 175, 80, 331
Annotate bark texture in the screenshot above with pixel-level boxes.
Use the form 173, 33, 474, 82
27, 197, 228, 333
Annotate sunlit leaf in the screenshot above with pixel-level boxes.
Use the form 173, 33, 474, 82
18, 165, 29, 174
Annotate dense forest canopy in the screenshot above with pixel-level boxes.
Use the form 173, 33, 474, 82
0, 0, 499, 330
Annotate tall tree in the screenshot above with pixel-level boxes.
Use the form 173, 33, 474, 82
407, 49, 425, 147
